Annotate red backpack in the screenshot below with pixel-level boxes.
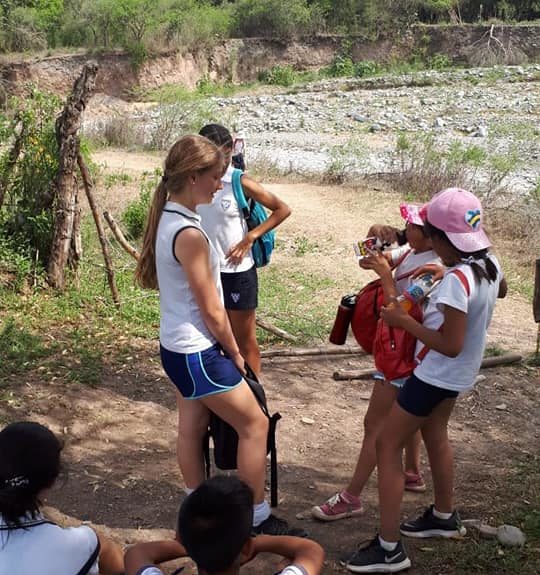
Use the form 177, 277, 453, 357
351, 250, 412, 354
373, 269, 471, 381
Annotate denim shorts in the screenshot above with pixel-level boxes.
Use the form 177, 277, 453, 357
221, 266, 258, 311
397, 374, 459, 417
160, 343, 243, 399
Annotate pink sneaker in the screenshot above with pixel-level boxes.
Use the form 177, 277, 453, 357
404, 472, 426, 493
311, 491, 363, 522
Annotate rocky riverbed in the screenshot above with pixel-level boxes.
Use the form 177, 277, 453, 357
86, 64, 540, 197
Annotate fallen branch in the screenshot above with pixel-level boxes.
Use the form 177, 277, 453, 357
333, 352, 523, 381
78, 153, 120, 307
256, 318, 298, 343
262, 344, 366, 358
103, 211, 140, 260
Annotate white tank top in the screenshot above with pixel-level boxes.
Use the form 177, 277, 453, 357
156, 202, 223, 353
198, 164, 255, 273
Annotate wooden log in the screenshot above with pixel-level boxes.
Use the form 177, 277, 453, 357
262, 344, 366, 358
48, 61, 98, 289
479, 353, 522, 369
256, 318, 298, 343
332, 352, 523, 381
78, 153, 120, 308
333, 368, 376, 381
103, 211, 140, 261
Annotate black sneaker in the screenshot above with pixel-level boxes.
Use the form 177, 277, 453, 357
252, 514, 308, 537
400, 505, 467, 539
346, 536, 411, 573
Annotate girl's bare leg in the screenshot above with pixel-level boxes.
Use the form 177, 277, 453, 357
227, 308, 261, 376
202, 381, 268, 502
376, 403, 425, 541
346, 381, 398, 496
421, 398, 456, 513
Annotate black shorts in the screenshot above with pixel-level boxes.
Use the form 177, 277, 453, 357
397, 374, 459, 417
221, 266, 258, 311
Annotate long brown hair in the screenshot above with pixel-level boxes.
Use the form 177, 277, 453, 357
135, 135, 222, 289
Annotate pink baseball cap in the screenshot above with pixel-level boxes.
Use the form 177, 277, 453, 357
400, 203, 426, 226
426, 187, 491, 252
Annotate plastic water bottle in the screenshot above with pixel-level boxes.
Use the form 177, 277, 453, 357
397, 274, 435, 312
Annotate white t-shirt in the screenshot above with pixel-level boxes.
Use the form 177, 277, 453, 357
156, 202, 222, 354
414, 255, 502, 392
135, 563, 307, 575
0, 513, 99, 575
198, 165, 255, 274
392, 248, 441, 293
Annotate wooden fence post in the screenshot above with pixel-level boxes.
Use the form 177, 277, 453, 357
47, 62, 98, 289
534, 259, 540, 355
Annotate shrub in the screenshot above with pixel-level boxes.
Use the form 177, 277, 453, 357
354, 60, 380, 77
121, 171, 160, 240
233, 0, 319, 38
259, 65, 297, 87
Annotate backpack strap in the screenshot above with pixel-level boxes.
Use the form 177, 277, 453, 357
231, 168, 250, 219
268, 412, 282, 508
416, 268, 471, 362
393, 250, 415, 282
75, 538, 101, 575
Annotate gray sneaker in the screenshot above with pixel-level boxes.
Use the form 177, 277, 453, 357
400, 505, 466, 538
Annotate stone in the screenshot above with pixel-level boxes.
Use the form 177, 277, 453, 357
369, 123, 382, 133
434, 117, 445, 128
301, 416, 315, 425
495, 403, 508, 411
497, 525, 526, 547
474, 125, 488, 137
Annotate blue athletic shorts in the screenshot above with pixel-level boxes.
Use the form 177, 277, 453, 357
221, 266, 258, 311
397, 374, 459, 417
160, 343, 243, 399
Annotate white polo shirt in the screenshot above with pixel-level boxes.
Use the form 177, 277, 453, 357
0, 513, 99, 575
197, 165, 254, 274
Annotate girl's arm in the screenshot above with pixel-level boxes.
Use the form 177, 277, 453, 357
175, 228, 244, 372
226, 175, 291, 265
124, 540, 187, 575
248, 535, 324, 575
381, 303, 467, 358
359, 251, 398, 304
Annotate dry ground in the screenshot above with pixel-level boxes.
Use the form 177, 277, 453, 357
3, 149, 539, 574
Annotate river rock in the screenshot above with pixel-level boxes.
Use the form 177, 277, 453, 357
497, 525, 526, 547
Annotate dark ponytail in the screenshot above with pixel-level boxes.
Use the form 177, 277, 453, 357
0, 422, 62, 528
424, 221, 498, 284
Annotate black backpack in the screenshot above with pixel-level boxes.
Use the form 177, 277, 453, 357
203, 364, 281, 507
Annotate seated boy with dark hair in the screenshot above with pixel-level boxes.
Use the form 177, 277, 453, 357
125, 476, 324, 575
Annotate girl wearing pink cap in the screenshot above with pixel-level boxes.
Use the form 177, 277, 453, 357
312, 203, 440, 522
344, 188, 507, 573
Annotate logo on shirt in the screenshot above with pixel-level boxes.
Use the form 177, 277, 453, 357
221, 199, 231, 211
231, 293, 240, 303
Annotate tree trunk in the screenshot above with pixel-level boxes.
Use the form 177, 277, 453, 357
0, 115, 25, 209
47, 61, 98, 289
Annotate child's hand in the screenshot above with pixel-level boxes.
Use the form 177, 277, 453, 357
359, 251, 391, 278
412, 263, 445, 282
380, 301, 409, 328
226, 234, 255, 265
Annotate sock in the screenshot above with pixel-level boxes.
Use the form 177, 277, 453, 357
378, 536, 398, 552
252, 501, 271, 526
433, 507, 452, 520
184, 487, 195, 496
341, 490, 360, 503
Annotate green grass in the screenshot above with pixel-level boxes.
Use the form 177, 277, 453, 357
258, 266, 337, 344
417, 455, 540, 574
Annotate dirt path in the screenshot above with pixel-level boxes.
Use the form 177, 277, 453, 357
9, 149, 536, 574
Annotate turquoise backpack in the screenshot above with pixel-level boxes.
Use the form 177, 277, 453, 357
231, 168, 275, 268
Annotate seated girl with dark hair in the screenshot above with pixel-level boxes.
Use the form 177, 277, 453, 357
0, 421, 124, 575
